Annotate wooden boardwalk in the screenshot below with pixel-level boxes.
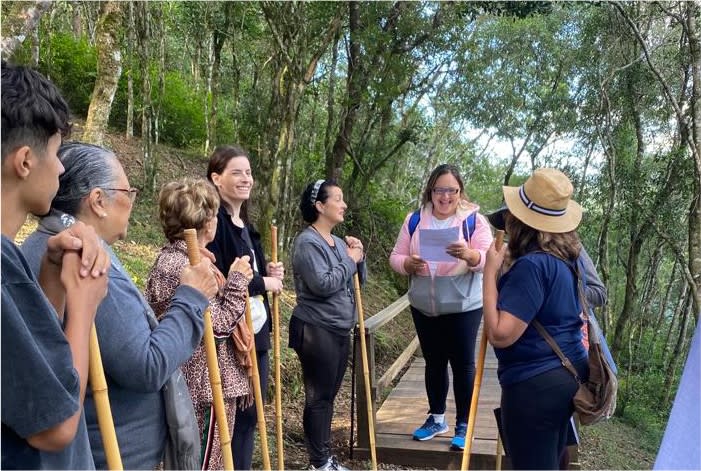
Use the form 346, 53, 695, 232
352, 295, 580, 469
372, 332, 507, 469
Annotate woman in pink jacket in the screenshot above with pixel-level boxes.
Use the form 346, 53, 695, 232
389, 164, 493, 450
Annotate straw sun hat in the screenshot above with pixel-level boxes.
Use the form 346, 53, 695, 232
487, 168, 582, 234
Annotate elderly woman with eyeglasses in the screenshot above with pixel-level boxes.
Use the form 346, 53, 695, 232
21, 142, 219, 470
389, 164, 493, 450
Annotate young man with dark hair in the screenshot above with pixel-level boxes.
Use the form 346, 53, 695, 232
1, 61, 111, 469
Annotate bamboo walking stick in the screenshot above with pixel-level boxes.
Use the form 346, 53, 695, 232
244, 295, 271, 471
270, 225, 285, 470
89, 326, 123, 470
353, 273, 377, 471
495, 431, 503, 471
183, 229, 234, 471
461, 230, 504, 471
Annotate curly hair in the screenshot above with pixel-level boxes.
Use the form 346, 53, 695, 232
504, 212, 581, 266
158, 177, 220, 242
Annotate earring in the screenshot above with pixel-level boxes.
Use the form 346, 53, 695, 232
101, 213, 107, 218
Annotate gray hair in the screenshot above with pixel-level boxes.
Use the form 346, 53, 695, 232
52, 142, 119, 216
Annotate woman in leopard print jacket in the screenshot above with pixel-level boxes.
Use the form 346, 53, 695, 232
145, 177, 253, 470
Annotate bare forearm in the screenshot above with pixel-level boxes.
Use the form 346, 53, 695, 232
26, 412, 81, 452
38, 257, 66, 319
464, 249, 481, 267
482, 269, 500, 340
63, 297, 94, 405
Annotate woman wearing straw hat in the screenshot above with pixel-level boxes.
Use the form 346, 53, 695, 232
483, 168, 590, 470
145, 177, 254, 470
21, 142, 219, 470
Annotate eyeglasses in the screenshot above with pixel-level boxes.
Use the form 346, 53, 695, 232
104, 187, 139, 203
432, 187, 460, 195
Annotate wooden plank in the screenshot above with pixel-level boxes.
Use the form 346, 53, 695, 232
364, 294, 410, 333
370, 344, 506, 469
356, 434, 511, 470
376, 336, 420, 391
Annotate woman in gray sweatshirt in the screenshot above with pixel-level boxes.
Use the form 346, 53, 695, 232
289, 180, 366, 471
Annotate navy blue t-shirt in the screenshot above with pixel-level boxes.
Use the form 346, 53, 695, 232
1, 236, 94, 469
494, 252, 587, 386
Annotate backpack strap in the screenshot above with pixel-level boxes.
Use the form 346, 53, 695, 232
407, 210, 421, 238
463, 211, 477, 242
408, 210, 478, 243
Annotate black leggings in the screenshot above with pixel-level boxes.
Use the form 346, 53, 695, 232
289, 316, 350, 467
232, 349, 268, 471
411, 307, 482, 425
500, 361, 587, 470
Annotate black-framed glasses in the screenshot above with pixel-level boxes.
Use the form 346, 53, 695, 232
104, 187, 139, 203
432, 187, 460, 195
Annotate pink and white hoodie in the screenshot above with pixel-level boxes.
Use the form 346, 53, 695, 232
389, 201, 493, 316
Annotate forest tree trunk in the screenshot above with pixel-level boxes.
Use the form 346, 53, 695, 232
1, 1, 52, 61
83, 1, 123, 146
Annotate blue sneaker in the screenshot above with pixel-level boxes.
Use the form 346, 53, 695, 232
450, 422, 468, 450
413, 416, 449, 441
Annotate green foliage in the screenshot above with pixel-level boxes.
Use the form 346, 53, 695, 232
39, 32, 97, 116
109, 67, 206, 149
156, 71, 207, 147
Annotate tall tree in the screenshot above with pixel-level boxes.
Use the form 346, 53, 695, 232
256, 1, 343, 247
83, 1, 123, 146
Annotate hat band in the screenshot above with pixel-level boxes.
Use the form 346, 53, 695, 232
519, 186, 567, 217
310, 179, 325, 203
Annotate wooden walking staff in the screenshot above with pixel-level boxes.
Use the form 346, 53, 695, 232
270, 225, 285, 470
244, 295, 272, 471
183, 229, 234, 471
353, 273, 377, 471
89, 327, 123, 470
461, 230, 504, 471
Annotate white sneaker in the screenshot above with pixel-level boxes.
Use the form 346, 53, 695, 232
309, 456, 350, 471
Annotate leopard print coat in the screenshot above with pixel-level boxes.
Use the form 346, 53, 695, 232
145, 239, 251, 470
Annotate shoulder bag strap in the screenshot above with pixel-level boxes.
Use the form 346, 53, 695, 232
532, 320, 582, 384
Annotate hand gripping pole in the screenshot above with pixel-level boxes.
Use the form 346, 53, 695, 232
461, 230, 504, 471
183, 229, 234, 470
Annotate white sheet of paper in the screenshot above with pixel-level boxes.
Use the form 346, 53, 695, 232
418, 226, 460, 262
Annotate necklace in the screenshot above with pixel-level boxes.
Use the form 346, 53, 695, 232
310, 224, 334, 246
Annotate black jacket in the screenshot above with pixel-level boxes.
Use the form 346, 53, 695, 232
207, 205, 271, 351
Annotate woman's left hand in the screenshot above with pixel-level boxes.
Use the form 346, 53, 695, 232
266, 261, 284, 280
344, 236, 363, 251
199, 246, 217, 263
447, 239, 479, 266
345, 236, 364, 262
446, 239, 469, 260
